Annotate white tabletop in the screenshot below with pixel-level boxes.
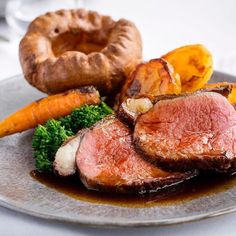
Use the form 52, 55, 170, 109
0, 0, 236, 235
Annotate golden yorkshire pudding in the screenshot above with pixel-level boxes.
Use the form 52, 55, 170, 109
19, 9, 142, 94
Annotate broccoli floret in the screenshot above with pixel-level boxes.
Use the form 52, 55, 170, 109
60, 102, 113, 133
32, 102, 113, 172
32, 119, 73, 172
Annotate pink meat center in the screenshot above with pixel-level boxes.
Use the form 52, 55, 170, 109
135, 92, 236, 159
76, 119, 178, 186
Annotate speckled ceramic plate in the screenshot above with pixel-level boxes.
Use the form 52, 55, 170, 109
1, 72, 236, 227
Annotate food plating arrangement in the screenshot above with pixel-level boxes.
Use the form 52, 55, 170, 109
1, 8, 236, 208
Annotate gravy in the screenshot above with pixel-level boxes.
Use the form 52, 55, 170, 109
31, 171, 236, 208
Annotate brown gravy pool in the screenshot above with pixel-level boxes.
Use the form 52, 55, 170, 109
30, 171, 236, 208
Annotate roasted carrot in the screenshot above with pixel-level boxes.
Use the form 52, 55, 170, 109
0, 86, 100, 138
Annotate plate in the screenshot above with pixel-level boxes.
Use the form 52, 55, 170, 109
1, 72, 236, 227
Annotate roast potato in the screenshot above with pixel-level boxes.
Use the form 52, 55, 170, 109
162, 44, 213, 92
119, 58, 181, 103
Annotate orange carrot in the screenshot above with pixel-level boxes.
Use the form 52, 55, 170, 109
0, 87, 100, 137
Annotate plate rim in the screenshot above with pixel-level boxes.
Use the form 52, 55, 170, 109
1, 197, 236, 228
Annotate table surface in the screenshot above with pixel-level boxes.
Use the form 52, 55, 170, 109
0, 0, 236, 235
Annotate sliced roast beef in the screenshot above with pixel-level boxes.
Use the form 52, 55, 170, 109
118, 84, 233, 127
76, 116, 197, 194
134, 92, 236, 173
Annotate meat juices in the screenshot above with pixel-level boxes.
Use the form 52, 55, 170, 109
76, 116, 196, 194
134, 92, 236, 172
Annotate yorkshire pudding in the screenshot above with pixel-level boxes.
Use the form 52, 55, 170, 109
19, 9, 142, 94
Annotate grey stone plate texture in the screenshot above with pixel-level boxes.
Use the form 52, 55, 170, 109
0, 72, 236, 227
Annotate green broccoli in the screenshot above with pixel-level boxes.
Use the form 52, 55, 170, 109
32, 119, 73, 172
60, 102, 113, 133
32, 102, 113, 172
